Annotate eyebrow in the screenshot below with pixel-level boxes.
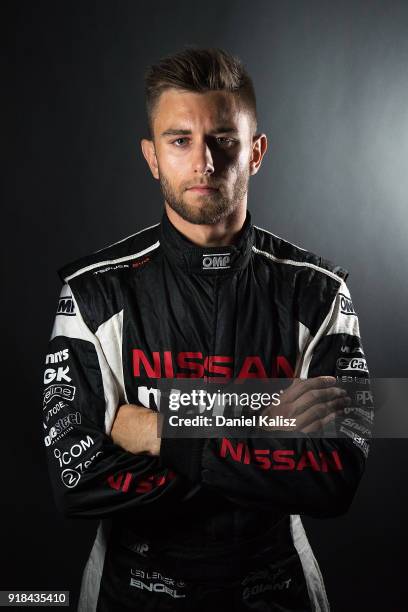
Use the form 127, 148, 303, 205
161, 127, 239, 137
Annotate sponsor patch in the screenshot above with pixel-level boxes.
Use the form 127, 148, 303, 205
53, 436, 95, 468
61, 468, 81, 488
202, 253, 231, 269
44, 412, 82, 446
43, 366, 72, 384
336, 357, 368, 373
339, 293, 356, 316
57, 296, 75, 316
43, 384, 76, 407
340, 345, 364, 355
44, 400, 68, 422
130, 569, 186, 599
45, 349, 69, 364
132, 256, 151, 269
93, 264, 130, 275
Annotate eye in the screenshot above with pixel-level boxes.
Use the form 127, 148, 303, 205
171, 137, 189, 147
216, 137, 236, 146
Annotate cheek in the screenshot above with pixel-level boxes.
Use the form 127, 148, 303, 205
164, 152, 188, 181
157, 150, 183, 180
238, 145, 252, 168
227, 150, 250, 179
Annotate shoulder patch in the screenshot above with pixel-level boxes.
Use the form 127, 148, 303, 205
58, 223, 160, 283
252, 225, 348, 282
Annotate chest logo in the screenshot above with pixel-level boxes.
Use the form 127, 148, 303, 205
202, 254, 231, 269
132, 350, 294, 380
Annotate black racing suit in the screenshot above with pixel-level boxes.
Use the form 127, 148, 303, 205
42, 209, 371, 611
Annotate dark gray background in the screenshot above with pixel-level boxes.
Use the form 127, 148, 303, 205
8, 0, 408, 609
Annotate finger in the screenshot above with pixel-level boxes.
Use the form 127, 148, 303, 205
291, 386, 349, 416
301, 410, 338, 433
262, 385, 346, 419
296, 396, 351, 429
282, 376, 338, 404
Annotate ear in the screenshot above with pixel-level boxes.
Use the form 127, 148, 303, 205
141, 138, 159, 179
249, 133, 268, 176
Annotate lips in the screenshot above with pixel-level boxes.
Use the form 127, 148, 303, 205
187, 186, 219, 193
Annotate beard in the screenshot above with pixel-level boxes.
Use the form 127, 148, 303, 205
158, 167, 249, 225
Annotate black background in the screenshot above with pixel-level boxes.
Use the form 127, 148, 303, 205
9, 1, 408, 609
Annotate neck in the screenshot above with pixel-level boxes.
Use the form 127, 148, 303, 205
164, 202, 247, 247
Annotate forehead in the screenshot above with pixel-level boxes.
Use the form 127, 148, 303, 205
153, 88, 249, 133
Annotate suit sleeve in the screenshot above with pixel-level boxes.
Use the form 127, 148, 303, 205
160, 279, 373, 518
43, 283, 191, 519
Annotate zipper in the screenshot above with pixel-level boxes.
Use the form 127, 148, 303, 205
211, 276, 219, 359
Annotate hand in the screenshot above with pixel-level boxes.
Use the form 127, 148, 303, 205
263, 376, 350, 433
110, 404, 161, 456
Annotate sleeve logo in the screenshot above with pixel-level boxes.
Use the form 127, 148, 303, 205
43, 384, 76, 407
336, 357, 368, 372
57, 295, 76, 316
339, 293, 356, 315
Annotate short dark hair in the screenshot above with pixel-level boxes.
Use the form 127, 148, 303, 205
144, 47, 257, 138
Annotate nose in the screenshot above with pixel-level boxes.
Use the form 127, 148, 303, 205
192, 140, 214, 175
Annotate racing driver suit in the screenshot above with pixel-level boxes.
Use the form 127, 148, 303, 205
42, 208, 371, 611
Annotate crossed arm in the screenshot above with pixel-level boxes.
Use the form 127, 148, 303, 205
111, 404, 161, 456
110, 377, 351, 455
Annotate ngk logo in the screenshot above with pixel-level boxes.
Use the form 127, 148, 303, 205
44, 366, 71, 384
202, 254, 230, 269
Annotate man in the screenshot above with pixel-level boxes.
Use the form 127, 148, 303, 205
43, 48, 371, 611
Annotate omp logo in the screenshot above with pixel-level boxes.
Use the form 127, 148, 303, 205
202, 253, 230, 269
43, 384, 76, 406
336, 357, 368, 373
57, 295, 75, 316
339, 293, 356, 315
